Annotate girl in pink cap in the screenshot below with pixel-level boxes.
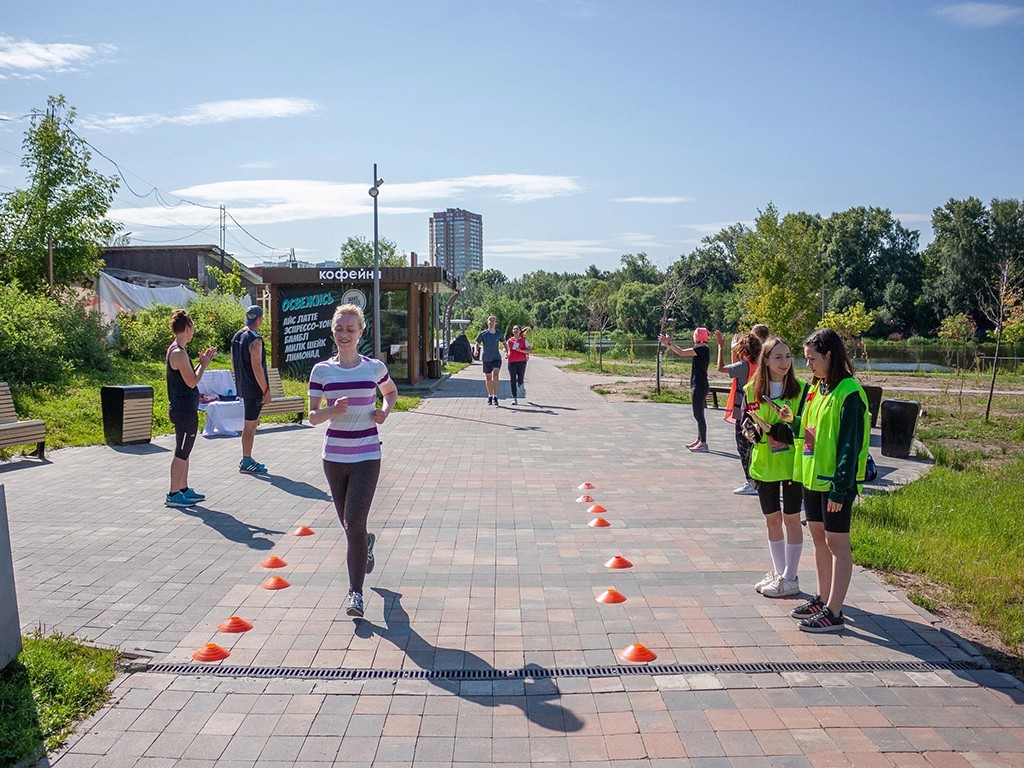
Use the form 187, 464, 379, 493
659, 327, 712, 451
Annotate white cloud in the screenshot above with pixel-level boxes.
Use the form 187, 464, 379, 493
613, 195, 692, 204
487, 238, 617, 261
107, 173, 582, 229
933, 3, 1024, 27
0, 35, 113, 76
365, 174, 580, 203
239, 160, 277, 170
80, 97, 321, 132
679, 220, 752, 236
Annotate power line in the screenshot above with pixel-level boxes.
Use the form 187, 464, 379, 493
3, 111, 287, 257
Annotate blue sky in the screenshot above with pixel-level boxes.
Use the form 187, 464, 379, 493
1, 1, 1022, 278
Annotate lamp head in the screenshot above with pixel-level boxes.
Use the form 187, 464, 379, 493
368, 186, 379, 198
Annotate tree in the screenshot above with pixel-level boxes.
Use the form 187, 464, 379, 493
612, 253, 662, 287
937, 313, 977, 412
0, 95, 120, 292
736, 204, 828, 345
920, 197, 995, 328
978, 198, 1024, 420
821, 302, 874, 362
665, 224, 746, 329
338, 235, 408, 268
615, 281, 662, 336
820, 207, 921, 326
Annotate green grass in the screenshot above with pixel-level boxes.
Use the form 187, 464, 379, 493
854, 459, 1024, 651
0, 632, 120, 766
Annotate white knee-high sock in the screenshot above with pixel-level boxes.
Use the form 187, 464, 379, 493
783, 542, 803, 581
768, 538, 786, 575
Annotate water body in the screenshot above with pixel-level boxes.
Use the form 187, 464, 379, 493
588, 339, 1023, 374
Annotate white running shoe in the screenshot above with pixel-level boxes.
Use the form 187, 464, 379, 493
761, 575, 800, 598
754, 571, 778, 594
733, 481, 758, 496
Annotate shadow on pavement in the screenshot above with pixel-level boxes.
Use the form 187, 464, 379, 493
357, 588, 584, 733
0, 457, 50, 474
106, 443, 169, 455
249, 473, 331, 501
177, 505, 282, 549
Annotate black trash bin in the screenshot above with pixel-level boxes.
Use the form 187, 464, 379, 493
880, 399, 920, 458
101, 385, 154, 445
862, 385, 883, 429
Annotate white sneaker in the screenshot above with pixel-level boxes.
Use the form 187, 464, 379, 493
761, 575, 800, 598
754, 571, 778, 593
733, 481, 758, 496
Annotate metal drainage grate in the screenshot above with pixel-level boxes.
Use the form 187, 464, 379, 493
144, 659, 983, 681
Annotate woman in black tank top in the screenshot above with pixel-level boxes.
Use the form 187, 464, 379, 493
165, 308, 217, 508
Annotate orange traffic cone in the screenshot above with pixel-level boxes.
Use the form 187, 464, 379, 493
260, 556, 288, 569
596, 588, 627, 604
589, 517, 611, 528
193, 643, 230, 662
587, 504, 607, 514
261, 575, 291, 590
578, 482, 595, 490
604, 555, 633, 569
217, 616, 254, 633
292, 525, 315, 536
619, 642, 657, 662
576, 494, 594, 503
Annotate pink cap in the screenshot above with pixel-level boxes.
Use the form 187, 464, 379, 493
693, 327, 710, 344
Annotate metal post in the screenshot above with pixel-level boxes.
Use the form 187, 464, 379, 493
371, 163, 382, 361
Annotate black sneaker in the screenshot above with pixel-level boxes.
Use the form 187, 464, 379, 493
487, 396, 493, 405
365, 532, 376, 574
790, 595, 825, 620
798, 606, 845, 633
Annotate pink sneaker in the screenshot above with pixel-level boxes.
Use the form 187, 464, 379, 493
685, 439, 700, 449
688, 442, 709, 453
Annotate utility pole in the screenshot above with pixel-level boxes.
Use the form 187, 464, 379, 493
220, 206, 226, 252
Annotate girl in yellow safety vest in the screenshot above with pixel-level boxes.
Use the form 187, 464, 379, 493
743, 338, 810, 599
790, 328, 870, 633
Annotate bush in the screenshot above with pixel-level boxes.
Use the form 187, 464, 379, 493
117, 295, 246, 361
528, 327, 585, 353
0, 282, 112, 386
117, 303, 176, 360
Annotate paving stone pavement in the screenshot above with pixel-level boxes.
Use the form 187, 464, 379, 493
3, 356, 1022, 767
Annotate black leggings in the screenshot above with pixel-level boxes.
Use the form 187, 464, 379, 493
170, 409, 198, 461
508, 360, 527, 395
735, 420, 753, 481
322, 459, 381, 593
691, 387, 707, 442
756, 479, 803, 516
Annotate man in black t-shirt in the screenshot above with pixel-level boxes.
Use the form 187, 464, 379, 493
231, 305, 271, 473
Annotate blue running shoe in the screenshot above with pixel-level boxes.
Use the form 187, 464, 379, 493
182, 487, 206, 502
165, 491, 193, 508
239, 458, 268, 474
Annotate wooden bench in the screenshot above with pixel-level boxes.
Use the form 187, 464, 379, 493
260, 368, 305, 423
706, 385, 731, 409
0, 382, 46, 458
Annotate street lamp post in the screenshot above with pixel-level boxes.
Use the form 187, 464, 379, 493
368, 164, 384, 360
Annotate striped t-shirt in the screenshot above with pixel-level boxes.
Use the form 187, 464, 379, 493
308, 356, 392, 463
